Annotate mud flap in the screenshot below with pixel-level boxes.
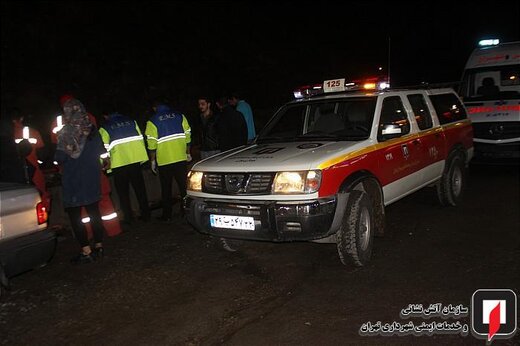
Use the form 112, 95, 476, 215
310, 192, 349, 244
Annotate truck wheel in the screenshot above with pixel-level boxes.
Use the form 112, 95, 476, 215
437, 152, 465, 207
336, 190, 374, 267
0, 265, 8, 301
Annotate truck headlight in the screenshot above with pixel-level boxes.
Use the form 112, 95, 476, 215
273, 170, 321, 194
187, 171, 203, 191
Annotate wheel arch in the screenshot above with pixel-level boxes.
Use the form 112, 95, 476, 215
338, 170, 386, 237
447, 143, 468, 164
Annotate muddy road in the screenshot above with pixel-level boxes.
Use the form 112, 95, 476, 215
1, 163, 519, 345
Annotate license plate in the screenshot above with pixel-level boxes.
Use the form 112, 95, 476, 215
210, 214, 255, 231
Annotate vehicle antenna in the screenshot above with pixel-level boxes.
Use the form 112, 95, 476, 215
387, 37, 391, 86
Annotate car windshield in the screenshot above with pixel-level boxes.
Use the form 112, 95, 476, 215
257, 97, 377, 143
461, 65, 520, 101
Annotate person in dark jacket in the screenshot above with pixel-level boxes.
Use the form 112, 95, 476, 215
55, 98, 109, 264
198, 97, 220, 159
228, 92, 256, 141
215, 97, 248, 151
0, 117, 28, 184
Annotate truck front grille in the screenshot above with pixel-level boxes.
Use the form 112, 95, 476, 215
472, 122, 520, 140
203, 173, 223, 193
202, 173, 274, 195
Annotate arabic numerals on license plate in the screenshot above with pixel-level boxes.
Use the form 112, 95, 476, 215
232, 217, 246, 228
210, 214, 255, 230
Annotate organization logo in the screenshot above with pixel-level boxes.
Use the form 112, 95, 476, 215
471, 289, 517, 343
401, 144, 410, 159
225, 174, 246, 193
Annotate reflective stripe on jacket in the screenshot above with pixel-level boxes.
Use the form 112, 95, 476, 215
145, 105, 191, 166
99, 113, 148, 169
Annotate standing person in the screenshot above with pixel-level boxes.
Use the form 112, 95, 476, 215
215, 97, 248, 151
52, 94, 121, 237
145, 99, 191, 221
55, 98, 108, 264
52, 94, 98, 135
99, 111, 151, 223
0, 116, 27, 184
10, 108, 51, 210
197, 97, 220, 159
228, 93, 256, 141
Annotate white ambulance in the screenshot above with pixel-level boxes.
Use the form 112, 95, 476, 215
460, 40, 520, 159
185, 78, 473, 266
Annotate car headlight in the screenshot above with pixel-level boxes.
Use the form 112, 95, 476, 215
273, 170, 321, 194
187, 171, 203, 191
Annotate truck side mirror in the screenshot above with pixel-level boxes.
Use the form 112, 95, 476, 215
378, 124, 402, 141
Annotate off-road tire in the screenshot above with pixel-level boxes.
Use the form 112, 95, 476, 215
437, 152, 466, 207
0, 265, 8, 301
336, 190, 374, 267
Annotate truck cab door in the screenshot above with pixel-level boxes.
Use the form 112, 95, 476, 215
377, 95, 425, 205
405, 93, 445, 183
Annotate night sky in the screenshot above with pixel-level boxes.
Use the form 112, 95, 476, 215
2, 1, 519, 132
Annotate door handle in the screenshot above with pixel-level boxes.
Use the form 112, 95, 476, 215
412, 139, 421, 146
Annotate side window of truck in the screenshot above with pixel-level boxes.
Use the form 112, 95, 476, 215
378, 96, 410, 141
407, 94, 433, 131
429, 93, 468, 125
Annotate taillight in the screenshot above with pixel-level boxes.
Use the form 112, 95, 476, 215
36, 202, 48, 225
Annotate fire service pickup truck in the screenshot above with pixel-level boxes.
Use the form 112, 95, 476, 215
185, 77, 473, 266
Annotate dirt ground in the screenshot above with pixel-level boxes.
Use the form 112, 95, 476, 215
1, 163, 519, 345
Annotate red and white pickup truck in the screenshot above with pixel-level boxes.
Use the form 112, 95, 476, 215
185, 78, 473, 266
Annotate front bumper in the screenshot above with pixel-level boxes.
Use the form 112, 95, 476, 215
184, 196, 337, 242
473, 141, 520, 159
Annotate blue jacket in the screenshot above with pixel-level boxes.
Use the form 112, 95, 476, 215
99, 113, 148, 169
236, 100, 256, 140
145, 105, 191, 166
55, 131, 104, 208
103, 113, 138, 141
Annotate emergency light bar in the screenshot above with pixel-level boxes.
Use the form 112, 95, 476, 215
293, 76, 390, 99
478, 39, 500, 47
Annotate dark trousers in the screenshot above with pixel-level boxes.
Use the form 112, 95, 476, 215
158, 161, 187, 218
66, 202, 104, 247
112, 163, 150, 221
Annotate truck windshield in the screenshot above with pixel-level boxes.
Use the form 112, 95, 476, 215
461, 64, 520, 101
257, 97, 377, 143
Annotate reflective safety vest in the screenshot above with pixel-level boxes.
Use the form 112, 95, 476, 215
13, 123, 44, 166
99, 113, 149, 169
12, 122, 50, 209
50, 114, 63, 144
51, 113, 98, 144
14, 125, 39, 145
145, 105, 191, 166
52, 115, 64, 134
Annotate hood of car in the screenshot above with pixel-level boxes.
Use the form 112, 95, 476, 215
192, 140, 371, 172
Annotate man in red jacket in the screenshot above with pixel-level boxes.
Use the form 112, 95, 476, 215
10, 108, 51, 210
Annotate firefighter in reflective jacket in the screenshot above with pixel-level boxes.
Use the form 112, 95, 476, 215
53, 94, 121, 237
11, 109, 51, 210
145, 101, 191, 221
99, 113, 151, 223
